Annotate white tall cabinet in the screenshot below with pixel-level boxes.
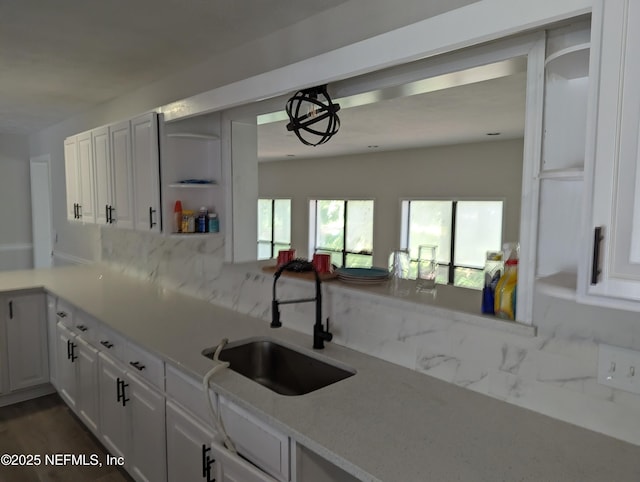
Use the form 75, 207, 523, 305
580, 0, 640, 308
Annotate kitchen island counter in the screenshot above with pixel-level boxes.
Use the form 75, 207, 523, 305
3, 264, 639, 481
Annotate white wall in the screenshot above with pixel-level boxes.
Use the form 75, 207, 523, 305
259, 139, 523, 266
0, 134, 33, 270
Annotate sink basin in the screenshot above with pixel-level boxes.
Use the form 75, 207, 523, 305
203, 338, 355, 396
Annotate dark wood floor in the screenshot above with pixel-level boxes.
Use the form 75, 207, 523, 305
0, 394, 133, 482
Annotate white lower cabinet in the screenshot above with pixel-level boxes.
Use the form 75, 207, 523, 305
98, 352, 128, 459
166, 400, 216, 482
45, 300, 347, 482
56, 322, 78, 409
98, 351, 167, 482
219, 396, 289, 482
76, 337, 100, 433
212, 441, 277, 482
46, 295, 58, 389
166, 400, 276, 482
56, 322, 100, 433
2, 293, 48, 392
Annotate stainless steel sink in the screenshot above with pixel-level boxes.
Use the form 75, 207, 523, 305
202, 338, 355, 396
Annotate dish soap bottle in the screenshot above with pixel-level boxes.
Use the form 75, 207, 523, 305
494, 258, 517, 320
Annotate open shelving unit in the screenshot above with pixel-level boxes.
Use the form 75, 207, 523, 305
535, 22, 591, 299
160, 113, 225, 237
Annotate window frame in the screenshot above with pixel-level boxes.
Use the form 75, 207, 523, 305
401, 197, 505, 288
309, 199, 375, 268
257, 198, 291, 260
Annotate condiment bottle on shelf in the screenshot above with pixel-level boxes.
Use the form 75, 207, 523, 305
208, 211, 219, 233
494, 258, 517, 320
173, 200, 182, 233
197, 206, 208, 233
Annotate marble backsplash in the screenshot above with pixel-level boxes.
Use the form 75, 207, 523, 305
101, 228, 640, 447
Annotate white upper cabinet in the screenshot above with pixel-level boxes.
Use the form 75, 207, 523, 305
64, 132, 96, 223
110, 120, 135, 230
93, 126, 112, 225
131, 112, 161, 233
64, 113, 159, 231
76, 132, 96, 223
580, 0, 640, 308
64, 137, 80, 222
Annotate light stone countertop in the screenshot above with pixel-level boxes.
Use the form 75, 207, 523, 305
3, 264, 640, 482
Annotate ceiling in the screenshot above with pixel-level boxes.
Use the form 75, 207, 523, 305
0, 0, 347, 135
3, 1, 527, 160
257, 70, 527, 162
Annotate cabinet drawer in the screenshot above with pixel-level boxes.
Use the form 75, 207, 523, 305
55, 299, 75, 327
96, 324, 127, 362
74, 310, 99, 345
124, 340, 164, 390
166, 364, 215, 427
219, 396, 289, 482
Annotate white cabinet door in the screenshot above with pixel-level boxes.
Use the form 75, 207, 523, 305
56, 322, 77, 409
110, 120, 135, 230
93, 126, 112, 226
5, 293, 48, 392
46, 295, 57, 389
128, 371, 166, 482
64, 136, 80, 221
219, 396, 289, 481
131, 112, 161, 233
212, 442, 276, 482
583, 0, 640, 307
98, 352, 128, 459
76, 131, 96, 224
166, 400, 215, 482
76, 337, 100, 434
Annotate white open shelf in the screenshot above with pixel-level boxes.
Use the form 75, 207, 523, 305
545, 43, 590, 79
161, 113, 225, 238
168, 183, 219, 189
538, 167, 584, 180
536, 271, 578, 301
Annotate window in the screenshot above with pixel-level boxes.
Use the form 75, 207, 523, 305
257, 199, 291, 260
310, 200, 374, 268
401, 200, 503, 289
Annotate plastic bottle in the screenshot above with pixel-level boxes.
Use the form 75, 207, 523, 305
197, 206, 208, 233
182, 210, 195, 233
208, 212, 219, 233
494, 259, 517, 320
173, 200, 182, 233
481, 251, 503, 315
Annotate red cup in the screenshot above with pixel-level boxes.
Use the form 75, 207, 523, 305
312, 253, 332, 273
277, 249, 296, 267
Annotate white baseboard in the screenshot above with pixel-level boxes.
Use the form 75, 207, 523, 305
0, 243, 33, 252
0, 384, 56, 408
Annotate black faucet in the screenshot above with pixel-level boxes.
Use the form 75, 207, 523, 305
271, 259, 333, 349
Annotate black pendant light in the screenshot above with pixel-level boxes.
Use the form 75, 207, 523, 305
285, 85, 341, 146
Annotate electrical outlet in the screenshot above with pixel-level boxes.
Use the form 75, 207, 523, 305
597, 343, 640, 395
